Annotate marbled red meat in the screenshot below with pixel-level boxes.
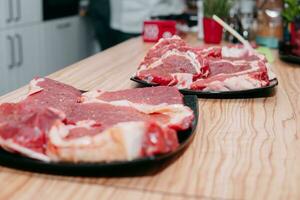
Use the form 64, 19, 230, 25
0, 78, 194, 162
91, 86, 183, 105
208, 59, 252, 77
80, 86, 194, 131
136, 36, 208, 88
23, 78, 82, 115
135, 35, 273, 91
191, 61, 269, 91
66, 103, 155, 132
0, 103, 64, 160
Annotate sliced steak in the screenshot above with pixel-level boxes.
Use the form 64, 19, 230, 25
0, 78, 194, 162
135, 35, 272, 91
47, 121, 179, 162
66, 103, 154, 132
191, 61, 269, 91
136, 36, 209, 87
81, 86, 184, 105
67, 101, 193, 131
0, 103, 64, 161
80, 87, 194, 130
23, 78, 82, 115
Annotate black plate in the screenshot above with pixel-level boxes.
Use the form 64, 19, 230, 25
0, 95, 198, 176
131, 77, 278, 99
279, 41, 300, 64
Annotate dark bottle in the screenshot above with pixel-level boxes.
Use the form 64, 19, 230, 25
225, 5, 243, 43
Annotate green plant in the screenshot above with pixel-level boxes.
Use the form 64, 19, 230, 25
203, 0, 232, 18
282, 0, 300, 22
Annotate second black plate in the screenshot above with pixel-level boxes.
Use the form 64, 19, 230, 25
0, 95, 198, 177
279, 41, 300, 64
131, 77, 278, 99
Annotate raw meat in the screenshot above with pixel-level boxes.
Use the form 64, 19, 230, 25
0, 77, 82, 161
66, 102, 156, 131
67, 101, 193, 131
81, 86, 184, 105
135, 35, 273, 91
0, 103, 65, 161
191, 60, 269, 91
47, 121, 179, 162
80, 87, 194, 130
23, 78, 82, 115
136, 36, 209, 88
0, 78, 194, 162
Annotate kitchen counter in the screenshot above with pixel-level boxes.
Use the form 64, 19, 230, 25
1, 34, 300, 200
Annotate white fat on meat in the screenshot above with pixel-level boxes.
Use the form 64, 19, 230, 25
202, 81, 230, 92
203, 75, 264, 92
171, 73, 193, 89
222, 46, 267, 63
47, 121, 146, 162
80, 90, 104, 100
266, 63, 277, 80
221, 46, 248, 58
138, 63, 152, 71
27, 78, 45, 96
186, 51, 201, 74
0, 137, 50, 162
200, 46, 217, 54
152, 35, 181, 49
18, 78, 45, 102
223, 75, 263, 90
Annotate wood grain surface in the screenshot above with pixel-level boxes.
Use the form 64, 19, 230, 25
0, 34, 299, 200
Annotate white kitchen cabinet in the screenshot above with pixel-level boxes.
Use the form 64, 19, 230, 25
14, 25, 41, 86
78, 18, 94, 59
0, 15, 93, 95
0, 31, 9, 94
0, 25, 41, 95
0, 0, 7, 29
0, 0, 42, 30
0, 30, 17, 95
40, 16, 92, 76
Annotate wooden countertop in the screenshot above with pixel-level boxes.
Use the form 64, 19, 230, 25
1, 34, 300, 200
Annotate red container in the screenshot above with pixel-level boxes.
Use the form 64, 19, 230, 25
290, 22, 296, 45
143, 20, 177, 43
203, 17, 223, 44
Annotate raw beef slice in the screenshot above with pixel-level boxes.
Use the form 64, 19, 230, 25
0, 103, 65, 161
22, 77, 82, 115
81, 86, 184, 105
47, 120, 179, 162
191, 60, 269, 91
45, 86, 193, 162
80, 87, 194, 130
0, 78, 195, 162
136, 36, 209, 88
136, 36, 274, 91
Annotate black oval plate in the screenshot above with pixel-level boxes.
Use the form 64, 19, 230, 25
0, 95, 198, 177
130, 77, 278, 99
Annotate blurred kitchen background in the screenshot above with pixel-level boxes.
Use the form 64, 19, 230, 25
0, 0, 299, 95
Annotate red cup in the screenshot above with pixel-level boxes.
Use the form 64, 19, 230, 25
290, 22, 296, 45
203, 17, 223, 44
143, 20, 177, 43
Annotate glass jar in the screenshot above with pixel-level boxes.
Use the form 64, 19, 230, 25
256, 0, 283, 48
